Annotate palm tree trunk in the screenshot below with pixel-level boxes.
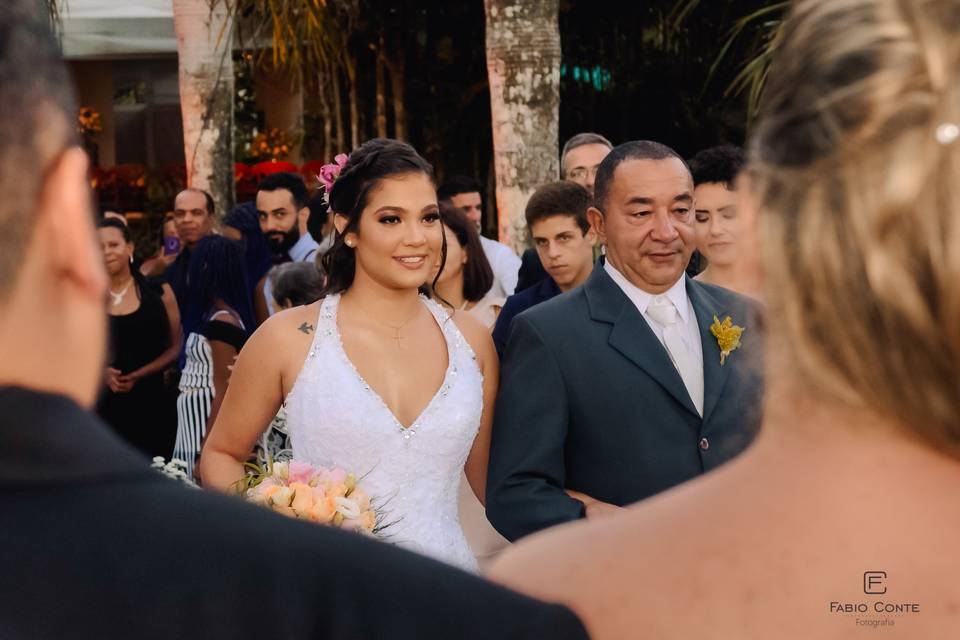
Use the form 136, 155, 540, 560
375, 43, 388, 139
384, 48, 407, 141
319, 64, 333, 162
173, 0, 234, 216
332, 64, 345, 153
484, 0, 561, 251
345, 53, 360, 149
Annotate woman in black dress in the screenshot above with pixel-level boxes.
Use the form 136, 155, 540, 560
96, 218, 181, 457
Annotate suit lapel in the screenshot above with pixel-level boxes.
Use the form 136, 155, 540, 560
687, 279, 732, 424
585, 267, 700, 417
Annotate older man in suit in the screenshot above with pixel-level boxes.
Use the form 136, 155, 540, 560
0, 5, 588, 639
487, 140, 764, 541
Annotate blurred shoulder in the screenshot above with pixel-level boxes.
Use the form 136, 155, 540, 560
693, 280, 761, 318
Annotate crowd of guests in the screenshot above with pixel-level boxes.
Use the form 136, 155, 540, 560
99, 143, 750, 492
5, 0, 960, 636
94, 127, 757, 569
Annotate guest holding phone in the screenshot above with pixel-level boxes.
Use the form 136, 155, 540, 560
140, 213, 181, 279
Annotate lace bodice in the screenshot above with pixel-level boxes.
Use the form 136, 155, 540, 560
285, 294, 483, 572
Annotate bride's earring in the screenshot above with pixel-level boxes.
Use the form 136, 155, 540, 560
345, 237, 356, 248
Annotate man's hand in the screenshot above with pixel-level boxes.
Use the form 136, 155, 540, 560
566, 489, 625, 519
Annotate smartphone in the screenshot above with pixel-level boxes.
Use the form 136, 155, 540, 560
163, 236, 181, 256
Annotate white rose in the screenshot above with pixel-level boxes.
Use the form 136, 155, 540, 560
334, 496, 361, 520
271, 486, 294, 507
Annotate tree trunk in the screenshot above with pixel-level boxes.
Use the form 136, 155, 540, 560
173, 0, 234, 217
332, 64, 345, 153
375, 38, 388, 139
484, 0, 561, 251
384, 48, 407, 141
317, 61, 333, 162
345, 53, 360, 150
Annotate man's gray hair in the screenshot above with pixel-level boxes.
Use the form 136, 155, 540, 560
560, 132, 614, 175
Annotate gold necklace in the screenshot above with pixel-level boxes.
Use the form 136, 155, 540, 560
349, 296, 421, 350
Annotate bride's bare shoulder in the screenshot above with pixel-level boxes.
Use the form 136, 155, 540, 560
245, 300, 324, 351
448, 309, 496, 365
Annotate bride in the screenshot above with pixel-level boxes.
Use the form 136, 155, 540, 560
199, 139, 498, 572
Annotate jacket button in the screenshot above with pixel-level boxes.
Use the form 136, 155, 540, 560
699, 437, 710, 451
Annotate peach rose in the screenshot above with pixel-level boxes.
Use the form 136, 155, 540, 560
290, 482, 315, 513
359, 510, 376, 532
307, 495, 337, 523
349, 488, 371, 511
272, 505, 297, 518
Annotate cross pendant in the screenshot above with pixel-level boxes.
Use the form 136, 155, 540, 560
393, 332, 405, 350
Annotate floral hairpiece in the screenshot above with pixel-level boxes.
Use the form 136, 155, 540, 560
318, 153, 349, 206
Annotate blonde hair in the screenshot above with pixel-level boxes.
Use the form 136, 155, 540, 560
752, 0, 960, 448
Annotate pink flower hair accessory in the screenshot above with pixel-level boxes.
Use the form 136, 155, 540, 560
317, 153, 349, 206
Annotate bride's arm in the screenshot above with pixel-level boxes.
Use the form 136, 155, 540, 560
455, 311, 500, 505
198, 317, 287, 492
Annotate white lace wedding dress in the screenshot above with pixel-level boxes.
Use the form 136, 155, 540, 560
284, 293, 482, 572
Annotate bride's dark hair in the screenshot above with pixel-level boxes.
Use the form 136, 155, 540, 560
321, 138, 445, 295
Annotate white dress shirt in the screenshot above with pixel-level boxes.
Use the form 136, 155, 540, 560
603, 260, 704, 393
479, 235, 521, 297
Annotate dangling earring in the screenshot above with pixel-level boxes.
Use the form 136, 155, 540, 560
129, 255, 134, 264
345, 238, 356, 248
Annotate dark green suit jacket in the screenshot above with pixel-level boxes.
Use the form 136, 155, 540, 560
487, 264, 764, 541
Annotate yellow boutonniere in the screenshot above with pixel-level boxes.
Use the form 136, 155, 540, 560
710, 315, 744, 366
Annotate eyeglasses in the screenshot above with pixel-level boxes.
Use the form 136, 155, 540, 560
567, 165, 600, 181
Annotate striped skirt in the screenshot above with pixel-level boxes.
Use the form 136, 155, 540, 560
172, 331, 215, 478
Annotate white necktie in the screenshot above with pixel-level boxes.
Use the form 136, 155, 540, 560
647, 296, 704, 416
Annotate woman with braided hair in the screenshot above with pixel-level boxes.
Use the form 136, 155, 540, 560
200, 139, 498, 572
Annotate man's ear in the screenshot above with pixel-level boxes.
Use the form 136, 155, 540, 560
587, 207, 606, 244
36, 147, 105, 301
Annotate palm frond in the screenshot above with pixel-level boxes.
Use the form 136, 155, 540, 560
719, 2, 788, 117
232, 0, 343, 83
669, 0, 788, 120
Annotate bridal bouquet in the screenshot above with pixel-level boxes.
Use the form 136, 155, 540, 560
241, 460, 382, 535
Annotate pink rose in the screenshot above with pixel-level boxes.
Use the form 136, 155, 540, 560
288, 460, 315, 485
320, 467, 347, 485
317, 153, 349, 195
